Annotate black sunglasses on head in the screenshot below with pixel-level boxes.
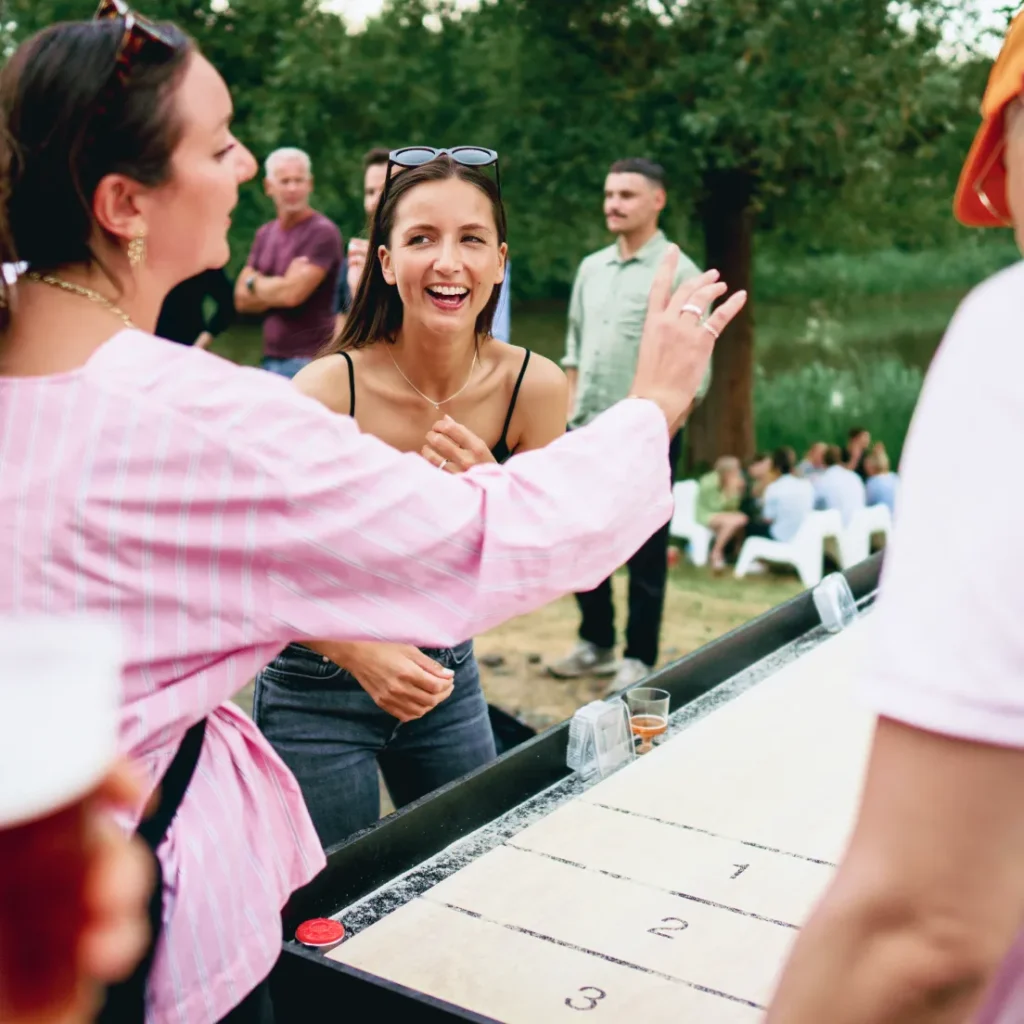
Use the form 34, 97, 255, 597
379, 146, 501, 215
94, 0, 176, 84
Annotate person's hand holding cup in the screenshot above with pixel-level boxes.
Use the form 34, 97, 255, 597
0, 617, 152, 1024
629, 248, 747, 433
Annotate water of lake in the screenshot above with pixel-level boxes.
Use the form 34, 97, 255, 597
211, 290, 961, 376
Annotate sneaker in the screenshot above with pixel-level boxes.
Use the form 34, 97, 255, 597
605, 657, 654, 694
547, 641, 617, 679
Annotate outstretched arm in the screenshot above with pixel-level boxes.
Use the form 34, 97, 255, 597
249, 258, 744, 648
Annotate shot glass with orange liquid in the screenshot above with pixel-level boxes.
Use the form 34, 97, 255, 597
0, 616, 121, 1021
625, 687, 670, 755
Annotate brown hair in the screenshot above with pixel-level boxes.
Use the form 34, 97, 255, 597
772, 446, 797, 475
328, 156, 507, 352
608, 157, 667, 190
363, 147, 391, 171
865, 444, 890, 475
0, 17, 192, 324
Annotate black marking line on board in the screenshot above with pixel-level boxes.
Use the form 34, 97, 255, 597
327, 625, 835, 941
429, 900, 765, 1011
504, 844, 800, 930
328, 772, 593, 940
588, 802, 838, 869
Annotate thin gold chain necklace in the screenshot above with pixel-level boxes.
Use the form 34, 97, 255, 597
387, 344, 478, 410
25, 272, 137, 330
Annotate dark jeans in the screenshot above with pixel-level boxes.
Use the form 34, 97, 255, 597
575, 431, 682, 667
219, 979, 275, 1023
261, 355, 311, 379
253, 640, 496, 849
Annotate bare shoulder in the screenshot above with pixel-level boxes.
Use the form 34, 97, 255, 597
292, 353, 354, 415
516, 349, 568, 410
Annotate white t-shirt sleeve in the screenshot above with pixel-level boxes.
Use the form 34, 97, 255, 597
860, 266, 1024, 747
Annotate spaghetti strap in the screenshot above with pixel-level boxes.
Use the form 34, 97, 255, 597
493, 350, 530, 460
339, 350, 355, 417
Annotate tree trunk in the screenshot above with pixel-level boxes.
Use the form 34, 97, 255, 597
685, 172, 757, 471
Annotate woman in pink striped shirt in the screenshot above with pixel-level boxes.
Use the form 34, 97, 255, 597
0, 6, 744, 1022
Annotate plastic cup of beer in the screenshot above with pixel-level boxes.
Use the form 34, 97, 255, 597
625, 687, 670, 755
0, 615, 121, 1020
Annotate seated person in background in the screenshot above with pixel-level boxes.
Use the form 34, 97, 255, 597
842, 425, 871, 480
864, 442, 899, 515
740, 450, 774, 533
814, 444, 866, 526
696, 455, 748, 571
796, 441, 826, 479
760, 446, 815, 542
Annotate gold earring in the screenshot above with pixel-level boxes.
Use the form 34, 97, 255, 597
128, 234, 147, 269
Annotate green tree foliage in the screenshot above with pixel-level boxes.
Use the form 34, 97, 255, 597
504, 0, 993, 460
1, 0, 1006, 459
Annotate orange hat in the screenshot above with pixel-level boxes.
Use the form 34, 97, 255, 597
954, 10, 1024, 227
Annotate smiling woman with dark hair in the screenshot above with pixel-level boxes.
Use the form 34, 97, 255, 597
253, 151, 571, 849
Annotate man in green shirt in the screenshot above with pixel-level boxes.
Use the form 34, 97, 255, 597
550, 158, 705, 691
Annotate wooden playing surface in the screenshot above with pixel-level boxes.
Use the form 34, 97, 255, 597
328, 620, 876, 1022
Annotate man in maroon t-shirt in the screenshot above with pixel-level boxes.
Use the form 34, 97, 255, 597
235, 147, 343, 378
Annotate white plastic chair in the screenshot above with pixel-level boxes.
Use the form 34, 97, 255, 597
838, 504, 892, 569
734, 510, 843, 588
668, 480, 713, 567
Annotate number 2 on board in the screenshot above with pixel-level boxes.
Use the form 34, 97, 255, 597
647, 916, 689, 939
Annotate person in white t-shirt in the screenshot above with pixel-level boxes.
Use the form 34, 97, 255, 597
768, 15, 1024, 1022
813, 444, 866, 526
761, 447, 815, 542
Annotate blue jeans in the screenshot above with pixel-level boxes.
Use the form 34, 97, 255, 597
253, 640, 496, 849
261, 356, 311, 379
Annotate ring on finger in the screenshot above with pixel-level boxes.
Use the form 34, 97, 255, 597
680, 303, 704, 318
701, 322, 721, 340
438, 458, 449, 471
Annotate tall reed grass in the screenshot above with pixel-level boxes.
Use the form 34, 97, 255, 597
754, 358, 923, 466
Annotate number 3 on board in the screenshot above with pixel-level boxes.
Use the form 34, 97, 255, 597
565, 986, 607, 1011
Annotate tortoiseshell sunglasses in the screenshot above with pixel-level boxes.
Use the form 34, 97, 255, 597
94, 0, 176, 83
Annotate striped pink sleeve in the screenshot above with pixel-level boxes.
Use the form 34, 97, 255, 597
245, 389, 674, 647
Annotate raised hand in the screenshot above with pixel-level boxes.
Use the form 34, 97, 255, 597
630, 248, 747, 433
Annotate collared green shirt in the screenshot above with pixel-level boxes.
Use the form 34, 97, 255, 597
563, 229, 705, 428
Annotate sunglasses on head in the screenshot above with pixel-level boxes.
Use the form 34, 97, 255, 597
94, 0, 176, 83
378, 146, 501, 216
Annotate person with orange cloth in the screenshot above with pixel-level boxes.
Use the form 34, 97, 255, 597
767, 13, 1024, 1023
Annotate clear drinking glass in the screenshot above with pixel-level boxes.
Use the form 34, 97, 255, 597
625, 687, 670, 755
813, 572, 858, 633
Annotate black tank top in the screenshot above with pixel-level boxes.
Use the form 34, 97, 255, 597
341, 348, 531, 465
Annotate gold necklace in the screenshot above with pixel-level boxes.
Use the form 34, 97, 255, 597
24, 272, 137, 330
387, 344, 478, 410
